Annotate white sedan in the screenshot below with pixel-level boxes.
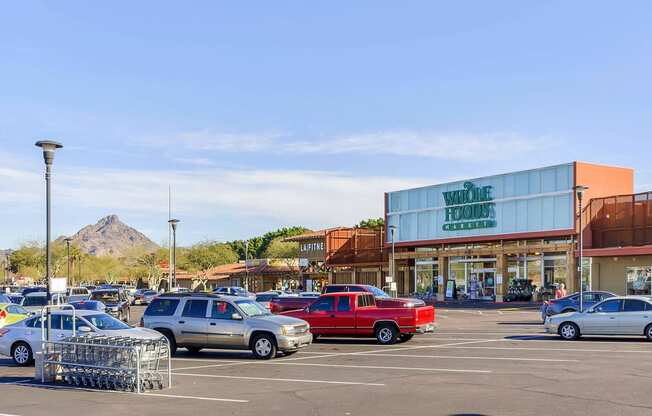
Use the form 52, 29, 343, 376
544, 296, 652, 341
0, 309, 163, 366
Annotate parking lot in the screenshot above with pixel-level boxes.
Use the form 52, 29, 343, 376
2, 306, 652, 416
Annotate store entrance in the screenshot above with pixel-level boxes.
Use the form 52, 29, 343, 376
469, 268, 496, 301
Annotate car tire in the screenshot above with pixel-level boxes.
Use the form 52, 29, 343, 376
251, 334, 277, 360
558, 322, 580, 340
399, 333, 414, 343
375, 324, 399, 345
186, 347, 202, 354
157, 329, 177, 355
645, 324, 652, 341
12, 342, 33, 366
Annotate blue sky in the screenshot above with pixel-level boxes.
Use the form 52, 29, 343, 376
1, 1, 651, 248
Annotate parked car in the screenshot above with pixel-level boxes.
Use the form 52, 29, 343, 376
90, 289, 131, 322
21, 286, 46, 297
0, 303, 30, 328
213, 286, 256, 299
255, 292, 285, 310
69, 300, 107, 312
141, 293, 312, 359
135, 290, 158, 305
282, 292, 435, 344
270, 284, 426, 313
545, 296, 652, 340
0, 310, 163, 366
68, 287, 91, 298
68, 294, 91, 303
7, 294, 24, 305
541, 291, 617, 322
20, 292, 65, 314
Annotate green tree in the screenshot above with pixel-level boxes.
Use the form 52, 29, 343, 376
183, 242, 238, 273
262, 238, 299, 259
356, 218, 384, 229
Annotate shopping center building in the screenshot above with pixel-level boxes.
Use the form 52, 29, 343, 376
384, 162, 635, 301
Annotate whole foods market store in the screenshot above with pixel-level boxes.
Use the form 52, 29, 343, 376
386, 162, 634, 302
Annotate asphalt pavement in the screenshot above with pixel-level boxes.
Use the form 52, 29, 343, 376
1, 306, 652, 416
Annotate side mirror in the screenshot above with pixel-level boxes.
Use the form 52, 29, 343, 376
78, 326, 92, 333
231, 313, 243, 320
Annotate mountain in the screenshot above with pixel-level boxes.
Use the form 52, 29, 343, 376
63, 214, 159, 257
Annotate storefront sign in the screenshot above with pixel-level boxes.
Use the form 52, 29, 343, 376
442, 182, 497, 231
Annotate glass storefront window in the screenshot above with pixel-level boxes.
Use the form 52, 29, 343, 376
449, 259, 466, 297
626, 266, 651, 295
527, 258, 542, 287
544, 257, 567, 290
415, 261, 438, 296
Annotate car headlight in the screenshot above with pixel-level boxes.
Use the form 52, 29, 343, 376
281, 325, 298, 336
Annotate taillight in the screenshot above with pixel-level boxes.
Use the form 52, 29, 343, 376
0, 310, 6, 319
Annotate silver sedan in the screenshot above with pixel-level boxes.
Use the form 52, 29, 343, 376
544, 296, 652, 341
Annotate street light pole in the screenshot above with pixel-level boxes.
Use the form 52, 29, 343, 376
168, 219, 180, 291
574, 185, 589, 312
64, 238, 72, 287
389, 225, 397, 297
244, 240, 249, 291
35, 140, 63, 342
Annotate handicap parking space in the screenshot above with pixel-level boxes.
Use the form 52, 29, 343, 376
3, 307, 652, 415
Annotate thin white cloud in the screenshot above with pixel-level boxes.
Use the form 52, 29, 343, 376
138, 130, 556, 162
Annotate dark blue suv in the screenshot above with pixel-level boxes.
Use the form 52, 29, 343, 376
541, 291, 616, 322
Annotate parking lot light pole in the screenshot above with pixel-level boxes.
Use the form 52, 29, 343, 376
574, 185, 589, 312
35, 140, 63, 342
389, 225, 397, 297
64, 237, 72, 286
168, 219, 180, 291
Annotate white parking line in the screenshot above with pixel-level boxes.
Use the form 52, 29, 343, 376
173, 372, 386, 386
5, 382, 249, 403
297, 351, 578, 363
442, 345, 652, 354
259, 362, 492, 373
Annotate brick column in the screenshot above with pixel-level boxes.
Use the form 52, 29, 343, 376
495, 254, 509, 302
437, 256, 448, 301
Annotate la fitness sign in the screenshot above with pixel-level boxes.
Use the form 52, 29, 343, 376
442, 182, 497, 231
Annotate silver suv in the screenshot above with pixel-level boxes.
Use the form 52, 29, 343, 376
142, 293, 312, 359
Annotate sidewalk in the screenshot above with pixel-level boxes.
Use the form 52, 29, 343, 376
430, 299, 542, 310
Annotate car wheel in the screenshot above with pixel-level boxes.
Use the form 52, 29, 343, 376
399, 333, 414, 343
559, 322, 580, 340
375, 324, 399, 345
645, 324, 652, 341
251, 334, 277, 360
186, 347, 202, 354
12, 342, 33, 366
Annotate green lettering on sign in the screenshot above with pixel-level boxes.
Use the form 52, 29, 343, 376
442, 182, 497, 231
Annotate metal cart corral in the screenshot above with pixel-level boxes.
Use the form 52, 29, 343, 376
38, 305, 171, 393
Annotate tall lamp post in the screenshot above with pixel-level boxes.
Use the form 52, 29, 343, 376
35, 140, 63, 342
244, 240, 250, 291
389, 225, 397, 297
64, 237, 72, 286
168, 219, 180, 291
574, 185, 589, 312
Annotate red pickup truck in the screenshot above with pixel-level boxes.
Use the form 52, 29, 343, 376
281, 292, 435, 344
269, 284, 425, 313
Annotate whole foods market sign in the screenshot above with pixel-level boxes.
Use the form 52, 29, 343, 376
442, 182, 497, 231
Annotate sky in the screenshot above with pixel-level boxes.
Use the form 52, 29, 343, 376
1, 1, 651, 249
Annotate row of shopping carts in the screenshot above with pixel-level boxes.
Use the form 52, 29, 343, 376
42, 334, 171, 393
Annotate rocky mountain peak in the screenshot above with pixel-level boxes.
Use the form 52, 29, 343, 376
62, 214, 159, 257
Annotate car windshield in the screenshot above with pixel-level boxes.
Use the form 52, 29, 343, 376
235, 300, 270, 317
91, 292, 119, 303
366, 286, 390, 298
83, 313, 130, 330
23, 296, 47, 306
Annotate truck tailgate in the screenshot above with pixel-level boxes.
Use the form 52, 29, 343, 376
414, 305, 435, 326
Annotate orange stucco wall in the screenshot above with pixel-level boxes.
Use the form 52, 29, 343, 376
575, 161, 634, 202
